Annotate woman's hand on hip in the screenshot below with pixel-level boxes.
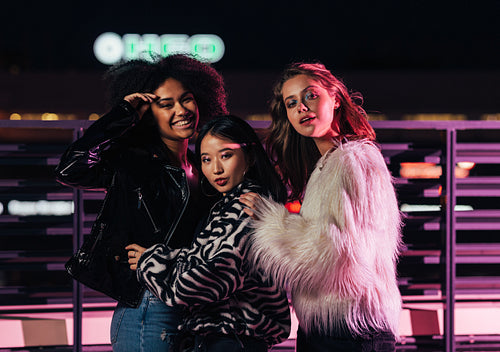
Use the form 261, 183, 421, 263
125, 243, 147, 270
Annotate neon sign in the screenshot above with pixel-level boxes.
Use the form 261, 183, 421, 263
93, 32, 225, 65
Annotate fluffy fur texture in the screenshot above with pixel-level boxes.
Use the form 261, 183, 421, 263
250, 139, 403, 337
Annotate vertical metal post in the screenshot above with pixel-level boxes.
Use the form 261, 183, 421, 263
72, 127, 85, 352
445, 128, 457, 352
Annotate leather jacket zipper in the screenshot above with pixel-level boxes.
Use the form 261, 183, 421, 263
135, 188, 160, 234
162, 167, 190, 245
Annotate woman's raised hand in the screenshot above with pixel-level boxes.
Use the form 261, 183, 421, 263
240, 192, 263, 219
124, 93, 159, 119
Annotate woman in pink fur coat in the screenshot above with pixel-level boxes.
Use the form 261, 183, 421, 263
240, 62, 403, 352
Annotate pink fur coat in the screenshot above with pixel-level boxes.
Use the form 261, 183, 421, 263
250, 139, 403, 337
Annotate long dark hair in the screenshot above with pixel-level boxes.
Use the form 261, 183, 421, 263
267, 62, 376, 201
195, 115, 287, 203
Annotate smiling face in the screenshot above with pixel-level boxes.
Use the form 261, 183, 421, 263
150, 78, 199, 145
282, 74, 340, 140
200, 133, 248, 195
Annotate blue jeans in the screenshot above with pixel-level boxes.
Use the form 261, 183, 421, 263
110, 289, 181, 352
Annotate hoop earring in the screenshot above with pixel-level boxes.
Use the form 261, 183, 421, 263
201, 177, 218, 197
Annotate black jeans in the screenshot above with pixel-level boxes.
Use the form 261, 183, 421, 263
192, 333, 268, 352
296, 326, 396, 352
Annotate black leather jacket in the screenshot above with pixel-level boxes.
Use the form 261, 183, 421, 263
56, 101, 209, 307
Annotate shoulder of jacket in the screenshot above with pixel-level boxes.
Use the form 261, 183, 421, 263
241, 181, 262, 194
328, 139, 379, 158
215, 194, 248, 222
316, 140, 382, 175
341, 138, 377, 150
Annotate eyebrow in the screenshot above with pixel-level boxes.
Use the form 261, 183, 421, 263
200, 146, 240, 156
283, 85, 317, 102
219, 148, 234, 153
156, 91, 193, 103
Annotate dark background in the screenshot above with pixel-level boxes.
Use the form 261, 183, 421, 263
1, 0, 499, 118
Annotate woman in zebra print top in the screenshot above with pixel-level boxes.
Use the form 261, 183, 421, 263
135, 115, 291, 351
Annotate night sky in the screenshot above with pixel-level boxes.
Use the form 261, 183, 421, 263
1, 0, 499, 73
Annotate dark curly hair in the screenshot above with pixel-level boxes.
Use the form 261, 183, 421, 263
103, 54, 228, 125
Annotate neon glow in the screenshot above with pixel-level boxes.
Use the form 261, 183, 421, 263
7, 200, 74, 216
93, 32, 124, 65
94, 32, 225, 65
399, 204, 474, 212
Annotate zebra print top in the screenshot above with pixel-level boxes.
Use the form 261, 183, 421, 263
136, 180, 291, 346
